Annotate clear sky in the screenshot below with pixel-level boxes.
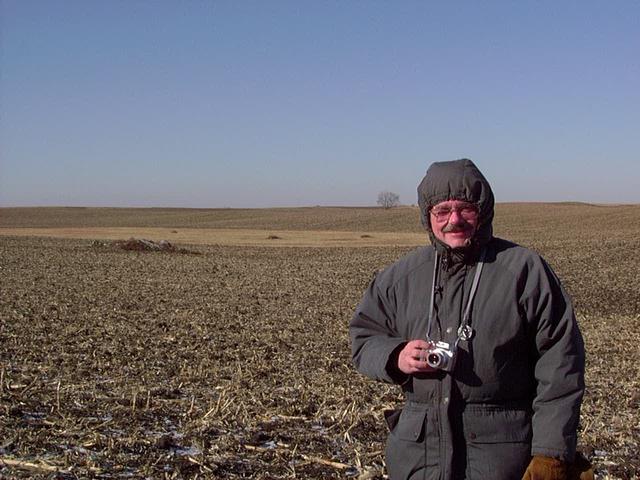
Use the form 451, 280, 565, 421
1, 1, 638, 207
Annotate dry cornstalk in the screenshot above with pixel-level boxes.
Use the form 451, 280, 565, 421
0, 457, 102, 475
339, 400, 357, 423
20, 376, 39, 395
268, 414, 309, 421
202, 390, 233, 419
0, 457, 80, 475
1, 457, 59, 474
8, 383, 27, 390
242, 445, 351, 471
185, 456, 214, 473
300, 454, 350, 470
56, 380, 61, 412
243, 444, 266, 452
357, 468, 379, 480
313, 399, 328, 419
354, 447, 362, 468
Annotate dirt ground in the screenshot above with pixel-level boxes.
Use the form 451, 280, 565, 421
0, 227, 426, 248
1, 205, 639, 479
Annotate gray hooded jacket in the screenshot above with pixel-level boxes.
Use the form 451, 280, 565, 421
350, 159, 585, 480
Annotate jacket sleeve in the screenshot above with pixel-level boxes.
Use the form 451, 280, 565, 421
521, 257, 585, 462
349, 275, 408, 384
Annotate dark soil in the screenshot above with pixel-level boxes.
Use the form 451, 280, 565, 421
1, 233, 638, 479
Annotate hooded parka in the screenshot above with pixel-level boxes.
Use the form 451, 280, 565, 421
350, 159, 585, 480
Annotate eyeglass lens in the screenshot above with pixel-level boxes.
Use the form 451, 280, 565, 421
431, 205, 477, 221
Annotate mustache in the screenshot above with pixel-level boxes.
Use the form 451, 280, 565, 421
442, 223, 473, 233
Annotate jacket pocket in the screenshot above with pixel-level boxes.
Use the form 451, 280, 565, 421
385, 403, 438, 480
384, 408, 402, 432
463, 407, 532, 480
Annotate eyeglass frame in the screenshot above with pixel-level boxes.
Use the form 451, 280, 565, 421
429, 202, 479, 222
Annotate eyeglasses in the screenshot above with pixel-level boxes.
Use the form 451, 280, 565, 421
430, 204, 479, 222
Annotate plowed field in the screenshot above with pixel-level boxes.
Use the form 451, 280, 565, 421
1, 205, 638, 479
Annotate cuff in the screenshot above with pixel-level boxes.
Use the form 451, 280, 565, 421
385, 342, 410, 385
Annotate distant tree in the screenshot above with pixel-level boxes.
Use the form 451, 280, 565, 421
377, 191, 400, 209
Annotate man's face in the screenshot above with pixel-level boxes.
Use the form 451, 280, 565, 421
430, 199, 479, 249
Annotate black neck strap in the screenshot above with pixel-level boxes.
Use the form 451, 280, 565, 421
426, 248, 486, 346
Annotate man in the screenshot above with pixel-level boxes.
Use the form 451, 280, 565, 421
350, 159, 588, 480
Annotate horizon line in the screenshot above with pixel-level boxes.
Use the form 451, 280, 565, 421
1, 201, 638, 209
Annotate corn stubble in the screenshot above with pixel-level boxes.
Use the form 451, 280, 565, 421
0, 204, 638, 479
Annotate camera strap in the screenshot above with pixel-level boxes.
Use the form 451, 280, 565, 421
427, 248, 487, 347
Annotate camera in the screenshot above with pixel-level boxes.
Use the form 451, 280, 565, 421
423, 340, 457, 372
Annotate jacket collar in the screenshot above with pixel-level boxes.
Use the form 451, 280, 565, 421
432, 236, 483, 266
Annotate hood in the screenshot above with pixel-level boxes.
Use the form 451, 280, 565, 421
417, 158, 494, 252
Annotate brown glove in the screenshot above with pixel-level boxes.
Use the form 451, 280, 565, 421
567, 452, 594, 480
522, 456, 568, 480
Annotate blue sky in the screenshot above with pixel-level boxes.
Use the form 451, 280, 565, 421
1, 1, 638, 207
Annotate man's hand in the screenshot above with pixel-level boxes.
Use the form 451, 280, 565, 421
397, 340, 436, 374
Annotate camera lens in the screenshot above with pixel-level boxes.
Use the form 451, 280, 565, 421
427, 352, 441, 367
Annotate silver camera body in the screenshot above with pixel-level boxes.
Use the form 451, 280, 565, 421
424, 340, 457, 372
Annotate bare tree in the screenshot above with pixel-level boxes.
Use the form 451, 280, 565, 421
377, 191, 400, 209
